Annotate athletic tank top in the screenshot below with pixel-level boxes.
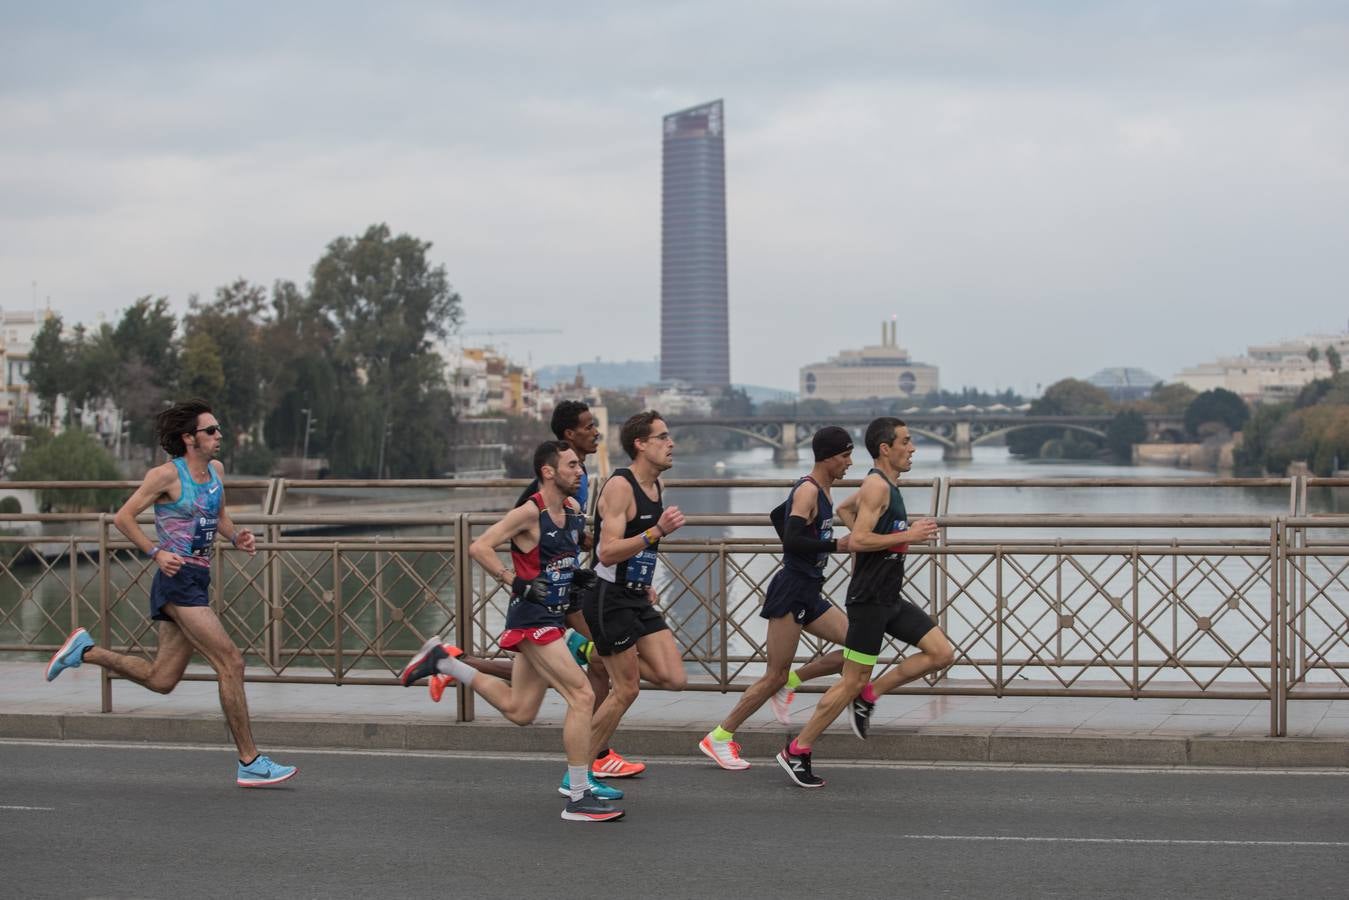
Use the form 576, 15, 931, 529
153, 458, 223, 568
781, 476, 834, 581
845, 468, 908, 606
593, 468, 663, 586
509, 493, 584, 609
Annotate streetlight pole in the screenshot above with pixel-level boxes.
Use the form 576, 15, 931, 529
301, 407, 316, 476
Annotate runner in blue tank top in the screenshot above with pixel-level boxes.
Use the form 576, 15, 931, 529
778, 417, 955, 789
698, 426, 866, 770
398, 441, 623, 822
44, 399, 297, 788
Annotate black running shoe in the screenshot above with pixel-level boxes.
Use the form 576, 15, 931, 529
561, 789, 625, 822
399, 636, 448, 686
776, 747, 825, 789
849, 695, 875, 740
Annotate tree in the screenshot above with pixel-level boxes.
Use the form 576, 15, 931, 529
1326, 345, 1342, 376
309, 224, 464, 475
1147, 382, 1197, 415
713, 387, 754, 418
1105, 409, 1147, 463
1308, 346, 1321, 369
26, 315, 68, 422
15, 428, 124, 512
1233, 403, 1291, 475
182, 280, 279, 461
1007, 378, 1114, 457
1184, 388, 1249, 437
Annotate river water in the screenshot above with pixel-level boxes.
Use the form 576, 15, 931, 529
3, 447, 1338, 685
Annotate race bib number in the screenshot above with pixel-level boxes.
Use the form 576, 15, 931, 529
191, 514, 219, 557
629, 547, 658, 584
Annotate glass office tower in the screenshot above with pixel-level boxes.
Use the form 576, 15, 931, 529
661, 100, 729, 388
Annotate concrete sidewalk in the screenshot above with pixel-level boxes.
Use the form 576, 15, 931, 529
3, 661, 1346, 768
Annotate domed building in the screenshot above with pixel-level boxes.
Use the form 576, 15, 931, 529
1086, 367, 1161, 403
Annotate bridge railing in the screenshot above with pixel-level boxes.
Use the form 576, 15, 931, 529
0, 476, 1342, 736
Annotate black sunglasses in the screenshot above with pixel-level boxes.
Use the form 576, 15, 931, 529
192, 425, 222, 436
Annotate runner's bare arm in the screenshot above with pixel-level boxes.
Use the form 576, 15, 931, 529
596, 476, 647, 567
469, 504, 540, 584
839, 476, 898, 552
212, 461, 255, 555
112, 464, 177, 555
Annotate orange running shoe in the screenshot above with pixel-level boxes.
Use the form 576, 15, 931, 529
426, 645, 464, 702
591, 748, 645, 779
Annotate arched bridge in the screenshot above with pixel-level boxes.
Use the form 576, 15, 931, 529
660, 413, 1187, 462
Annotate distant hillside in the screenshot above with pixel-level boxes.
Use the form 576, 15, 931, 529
536, 360, 660, 390
537, 360, 796, 404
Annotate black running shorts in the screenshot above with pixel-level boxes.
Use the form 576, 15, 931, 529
581, 579, 669, 656
843, 599, 937, 666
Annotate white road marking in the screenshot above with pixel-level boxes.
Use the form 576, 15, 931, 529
1, 738, 1346, 776
902, 834, 1349, 848
0, 805, 54, 811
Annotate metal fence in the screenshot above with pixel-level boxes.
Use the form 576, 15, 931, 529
1, 476, 1344, 735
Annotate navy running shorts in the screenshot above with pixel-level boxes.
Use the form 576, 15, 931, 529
148, 564, 212, 622
760, 569, 834, 626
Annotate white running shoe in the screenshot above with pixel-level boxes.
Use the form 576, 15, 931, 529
770, 686, 795, 725
698, 733, 750, 771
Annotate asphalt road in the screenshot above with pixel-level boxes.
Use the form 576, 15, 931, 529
1, 741, 1346, 899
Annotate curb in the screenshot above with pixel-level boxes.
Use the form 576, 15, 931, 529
3, 713, 1345, 768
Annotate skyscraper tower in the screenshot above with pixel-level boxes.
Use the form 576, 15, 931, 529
661, 99, 729, 388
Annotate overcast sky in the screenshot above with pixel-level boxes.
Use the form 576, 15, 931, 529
2, 1, 1347, 395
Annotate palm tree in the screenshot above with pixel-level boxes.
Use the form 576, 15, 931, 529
1327, 345, 1342, 376
1308, 346, 1321, 371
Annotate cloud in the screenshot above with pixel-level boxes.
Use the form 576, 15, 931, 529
2, 1, 1347, 394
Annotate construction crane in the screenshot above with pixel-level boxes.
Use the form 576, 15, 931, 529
454, 327, 563, 363
459, 327, 562, 339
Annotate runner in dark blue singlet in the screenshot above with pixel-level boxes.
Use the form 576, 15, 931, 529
699, 426, 861, 770
399, 440, 622, 822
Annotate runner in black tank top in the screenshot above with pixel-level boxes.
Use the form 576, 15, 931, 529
700, 427, 860, 771
581, 411, 689, 780
778, 417, 956, 789
401, 441, 623, 822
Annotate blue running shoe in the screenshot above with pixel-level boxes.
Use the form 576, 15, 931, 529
46, 627, 94, 682
559, 771, 623, 800
565, 630, 589, 668
237, 754, 298, 787
399, 636, 448, 686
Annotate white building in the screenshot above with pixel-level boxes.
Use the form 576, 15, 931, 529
1175, 330, 1349, 403
441, 344, 542, 419
638, 384, 714, 418
0, 307, 54, 436
799, 321, 940, 403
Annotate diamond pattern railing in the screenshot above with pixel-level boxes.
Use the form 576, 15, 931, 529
1, 482, 1345, 736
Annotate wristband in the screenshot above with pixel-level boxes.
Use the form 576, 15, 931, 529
147, 546, 161, 559
230, 532, 241, 547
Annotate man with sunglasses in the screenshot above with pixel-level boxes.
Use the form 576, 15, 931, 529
44, 399, 297, 788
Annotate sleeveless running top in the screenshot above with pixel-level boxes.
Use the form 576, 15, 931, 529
593, 468, 663, 586
845, 468, 908, 606
153, 458, 223, 568
781, 476, 834, 581
509, 493, 584, 610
